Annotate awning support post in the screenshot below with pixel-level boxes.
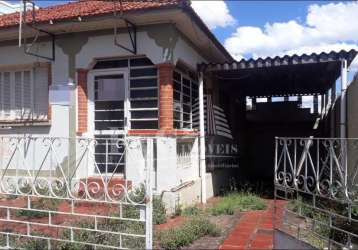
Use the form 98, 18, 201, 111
340, 59, 348, 138
199, 71, 206, 204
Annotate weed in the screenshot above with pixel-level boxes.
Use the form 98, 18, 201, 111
158, 217, 220, 249
173, 204, 182, 217
16, 197, 62, 218
182, 206, 202, 216
210, 192, 266, 216
153, 196, 167, 225
57, 218, 145, 249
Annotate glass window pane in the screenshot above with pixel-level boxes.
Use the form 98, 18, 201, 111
95, 75, 125, 101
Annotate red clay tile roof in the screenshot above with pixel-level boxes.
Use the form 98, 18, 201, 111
0, 0, 184, 29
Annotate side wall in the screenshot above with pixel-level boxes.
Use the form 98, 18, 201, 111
347, 75, 358, 138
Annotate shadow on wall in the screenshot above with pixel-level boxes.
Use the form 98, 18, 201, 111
147, 24, 178, 63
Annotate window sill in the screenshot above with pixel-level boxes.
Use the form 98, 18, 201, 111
0, 120, 51, 127
128, 129, 198, 136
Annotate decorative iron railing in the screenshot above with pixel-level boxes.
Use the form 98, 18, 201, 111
274, 137, 358, 249
0, 136, 154, 249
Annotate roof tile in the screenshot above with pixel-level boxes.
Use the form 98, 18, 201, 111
0, 0, 182, 29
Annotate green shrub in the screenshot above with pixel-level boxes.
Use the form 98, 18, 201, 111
158, 217, 220, 249
153, 196, 167, 225
15, 209, 48, 218
16, 197, 62, 218
20, 238, 48, 250
210, 192, 266, 216
57, 218, 145, 249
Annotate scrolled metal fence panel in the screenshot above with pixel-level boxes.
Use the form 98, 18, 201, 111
274, 137, 358, 249
0, 136, 154, 249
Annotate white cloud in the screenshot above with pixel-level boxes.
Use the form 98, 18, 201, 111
224, 1, 358, 68
191, 0, 236, 30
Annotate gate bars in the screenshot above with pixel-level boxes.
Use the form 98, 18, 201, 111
274, 137, 358, 249
0, 136, 154, 249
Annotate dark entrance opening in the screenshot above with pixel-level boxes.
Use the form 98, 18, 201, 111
199, 50, 357, 192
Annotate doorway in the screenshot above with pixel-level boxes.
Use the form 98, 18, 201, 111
90, 70, 129, 175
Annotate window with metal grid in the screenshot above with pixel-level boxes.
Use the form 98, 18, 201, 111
93, 57, 159, 130
173, 70, 198, 129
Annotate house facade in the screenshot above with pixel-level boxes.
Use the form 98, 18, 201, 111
0, 0, 236, 209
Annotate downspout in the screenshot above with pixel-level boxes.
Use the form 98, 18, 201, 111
340, 59, 348, 138
198, 71, 206, 204
340, 59, 348, 194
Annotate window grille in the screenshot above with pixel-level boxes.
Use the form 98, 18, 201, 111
173, 70, 198, 129
93, 57, 159, 129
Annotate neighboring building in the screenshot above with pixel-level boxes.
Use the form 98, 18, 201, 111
0, 1, 21, 14
0, 1, 36, 14
0, 0, 234, 209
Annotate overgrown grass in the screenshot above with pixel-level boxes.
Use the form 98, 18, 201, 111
181, 205, 202, 216
288, 197, 331, 249
158, 217, 220, 249
210, 192, 266, 216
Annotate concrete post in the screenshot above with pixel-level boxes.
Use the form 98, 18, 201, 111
198, 71, 206, 204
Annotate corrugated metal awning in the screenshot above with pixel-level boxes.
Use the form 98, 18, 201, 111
198, 50, 357, 97
198, 50, 357, 72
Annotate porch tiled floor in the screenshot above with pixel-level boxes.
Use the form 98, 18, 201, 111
219, 200, 286, 250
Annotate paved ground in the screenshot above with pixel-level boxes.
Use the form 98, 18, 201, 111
219, 200, 286, 250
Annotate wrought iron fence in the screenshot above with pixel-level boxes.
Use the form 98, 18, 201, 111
0, 136, 154, 249
274, 137, 358, 249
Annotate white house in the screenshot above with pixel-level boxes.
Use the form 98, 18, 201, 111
0, 0, 236, 209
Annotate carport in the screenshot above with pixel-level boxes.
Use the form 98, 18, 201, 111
197, 50, 357, 190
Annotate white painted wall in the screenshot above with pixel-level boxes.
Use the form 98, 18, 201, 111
0, 23, 205, 195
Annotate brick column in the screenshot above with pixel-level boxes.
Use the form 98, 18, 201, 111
77, 69, 88, 134
157, 63, 174, 132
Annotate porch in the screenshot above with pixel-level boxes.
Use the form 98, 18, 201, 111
198, 49, 357, 186
197, 50, 358, 248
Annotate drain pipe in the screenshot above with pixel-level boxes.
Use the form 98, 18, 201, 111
340, 59, 348, 138
340, 59, 348, 189
199, 71, 206, 204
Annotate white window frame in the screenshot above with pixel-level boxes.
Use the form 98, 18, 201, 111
173, 70, 197, 130
88, 68, 130, 136
0, 67, 37, 121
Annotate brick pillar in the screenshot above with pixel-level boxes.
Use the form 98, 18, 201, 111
77, 69, 88, 134
157, 63, 174, 131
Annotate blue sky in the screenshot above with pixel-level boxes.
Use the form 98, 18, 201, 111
35, 1, 330, 43
213, 1, 329, 42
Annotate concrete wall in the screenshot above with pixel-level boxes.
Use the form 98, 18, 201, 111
347, 75, 358, 185
347, 76, 358, 138
162, 170, 234, 213
126, 136, 199, 193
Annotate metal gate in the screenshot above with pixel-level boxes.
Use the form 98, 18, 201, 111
0, 136, 153, 249
274, 137, 358, 249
